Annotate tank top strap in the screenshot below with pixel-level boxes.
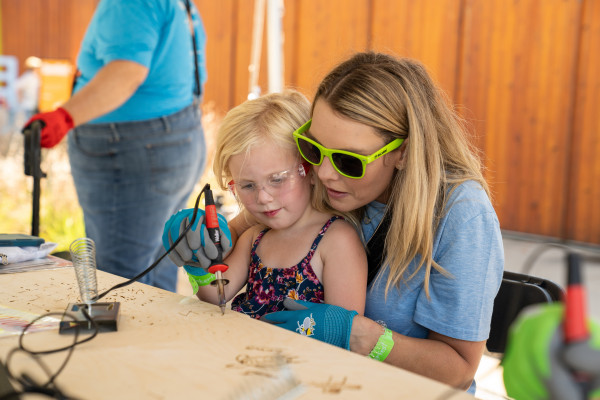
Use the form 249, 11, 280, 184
303, 215, 342, 264
250, 228, 269, 253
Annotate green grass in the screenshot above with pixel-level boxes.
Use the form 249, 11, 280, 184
0, 138, 85, 253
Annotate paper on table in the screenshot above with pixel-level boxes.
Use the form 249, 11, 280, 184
0, 242, 58, 265
0, 304, 60, 338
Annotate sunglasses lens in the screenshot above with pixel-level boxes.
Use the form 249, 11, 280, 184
298, 138, 322, 165
332, 153, 363, 178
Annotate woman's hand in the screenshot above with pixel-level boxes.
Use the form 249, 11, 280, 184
261, 298, 358, 349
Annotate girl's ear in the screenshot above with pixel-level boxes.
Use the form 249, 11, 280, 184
299, 161, 310, 177
301, 161, 315, 184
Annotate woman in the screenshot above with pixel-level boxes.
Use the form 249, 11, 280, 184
165, 52, 504, 393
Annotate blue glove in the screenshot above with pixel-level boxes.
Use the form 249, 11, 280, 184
261, 298, 357, 350
162, 208, 232, 292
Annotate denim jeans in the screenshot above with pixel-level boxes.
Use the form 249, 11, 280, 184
67, 104, 206, 292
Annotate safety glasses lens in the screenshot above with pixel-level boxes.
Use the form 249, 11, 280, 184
332, 153, 363, 178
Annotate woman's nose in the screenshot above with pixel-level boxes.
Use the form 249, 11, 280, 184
316, 156, 339, 181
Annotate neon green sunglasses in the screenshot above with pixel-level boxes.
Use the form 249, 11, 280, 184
293, 119, 404, 179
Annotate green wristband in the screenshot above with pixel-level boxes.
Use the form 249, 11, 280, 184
368, 328, 394, 361
187, 272, 216, 294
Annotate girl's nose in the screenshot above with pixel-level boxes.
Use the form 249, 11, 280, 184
255, 186, 274, 204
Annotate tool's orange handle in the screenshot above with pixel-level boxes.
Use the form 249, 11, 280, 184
204, 185, 228, 274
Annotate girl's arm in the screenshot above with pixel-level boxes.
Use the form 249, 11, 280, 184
320, 220, 368, 315
196, 226, 257, 304
349, 317, 485, 390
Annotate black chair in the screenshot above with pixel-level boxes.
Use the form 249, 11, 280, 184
487, 270, 564, 354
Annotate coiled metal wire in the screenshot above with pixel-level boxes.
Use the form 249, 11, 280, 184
69, 238, 98, 305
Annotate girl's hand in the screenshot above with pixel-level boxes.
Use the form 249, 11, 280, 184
162, 208, 232, 269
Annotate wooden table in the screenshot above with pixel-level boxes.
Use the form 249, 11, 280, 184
0, 267, 474, 399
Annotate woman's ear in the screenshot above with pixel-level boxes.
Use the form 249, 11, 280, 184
383, 138, 409, 170
395, 139, 409, 170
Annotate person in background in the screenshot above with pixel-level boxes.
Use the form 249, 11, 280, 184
15, 56, 42, 122
23, 0, 208, 292
164, 91, 367, 336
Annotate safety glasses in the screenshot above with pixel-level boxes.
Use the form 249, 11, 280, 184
227, 163, 309, 203
293, 120, 404, 179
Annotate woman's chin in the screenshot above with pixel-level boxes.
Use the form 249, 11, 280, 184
326, 188, 355, 212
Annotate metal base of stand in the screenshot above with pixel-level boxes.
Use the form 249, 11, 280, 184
59, 302, 120, 334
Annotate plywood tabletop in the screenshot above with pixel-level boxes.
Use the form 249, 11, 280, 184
0, 268, 473, 399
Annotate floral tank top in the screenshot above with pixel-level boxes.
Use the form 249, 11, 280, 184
231, 216, 341, 319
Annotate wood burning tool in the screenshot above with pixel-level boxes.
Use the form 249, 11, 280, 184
503, 250, 600, 400
564, 253, 589, 344
563, 252, 593, 396
204, 185, 230, 315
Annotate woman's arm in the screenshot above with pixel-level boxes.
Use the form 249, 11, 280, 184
320, 220, 368, 315
196, 226, 256, 304
350, 317, 485, 390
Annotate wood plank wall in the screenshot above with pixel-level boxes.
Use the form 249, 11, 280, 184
1, 0, 599, 245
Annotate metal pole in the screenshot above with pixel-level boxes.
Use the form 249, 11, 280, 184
267, 0, 284, 93
248, 0, 266, 99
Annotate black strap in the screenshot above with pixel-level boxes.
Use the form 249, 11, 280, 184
366, 212, 392, 285
184, 0, 201, 97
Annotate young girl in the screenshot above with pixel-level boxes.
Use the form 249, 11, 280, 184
195, 90, 367, 319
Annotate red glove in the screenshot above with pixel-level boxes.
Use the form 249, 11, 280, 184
24, 107, 75, 148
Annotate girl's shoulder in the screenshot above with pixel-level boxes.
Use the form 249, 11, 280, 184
319, 215, 363, 247
238, 223, 268, 246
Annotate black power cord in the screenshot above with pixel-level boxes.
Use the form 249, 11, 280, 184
0, 184, 209, 399
1, 308, 96, 400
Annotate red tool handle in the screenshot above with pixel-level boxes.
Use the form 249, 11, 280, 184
564, 252, 589, 343
204, 185, 228, 275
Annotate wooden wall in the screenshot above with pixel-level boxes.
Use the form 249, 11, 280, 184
1, 0, 599, 245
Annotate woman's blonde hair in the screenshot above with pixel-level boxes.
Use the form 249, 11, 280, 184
313, 52, 490, 297
213, 89, 340, 217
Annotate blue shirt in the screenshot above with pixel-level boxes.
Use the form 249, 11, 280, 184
75, 0, 207, 123
363, 181, 504, 393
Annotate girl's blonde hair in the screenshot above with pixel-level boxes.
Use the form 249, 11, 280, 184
313, 52, 490, 297
213, 89, 340, 218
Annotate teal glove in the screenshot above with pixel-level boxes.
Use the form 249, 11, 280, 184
162, 208, 232, 293
261, 298, 357, 350
503, 303, 600, 400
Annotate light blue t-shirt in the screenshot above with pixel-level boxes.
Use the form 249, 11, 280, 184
363, 181, 504, 394
75, 0, 207, 123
